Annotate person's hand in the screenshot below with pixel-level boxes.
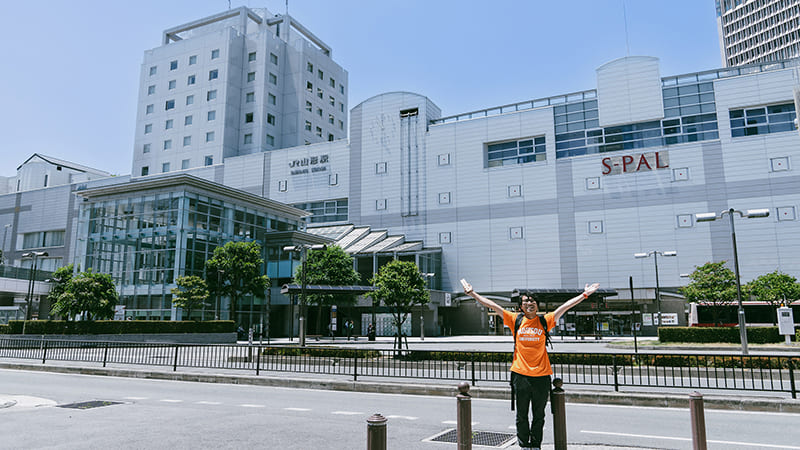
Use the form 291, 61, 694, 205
460, 279, 473, 294
583, 283, 600, 297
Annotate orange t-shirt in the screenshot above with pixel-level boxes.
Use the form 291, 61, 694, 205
503, 310, 555, 377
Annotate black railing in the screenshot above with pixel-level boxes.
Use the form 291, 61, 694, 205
0, 337, 795, 398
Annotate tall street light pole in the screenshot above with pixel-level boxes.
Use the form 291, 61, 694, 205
22, 251, 48, 320
696, 208, 770, 355
634, 250, 677, 330
1, 224, 11, 264
283, 244, 326, 347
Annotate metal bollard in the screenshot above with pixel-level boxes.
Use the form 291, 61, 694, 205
456, 381, 472, 450
551, 378, 567, 450
689, 392, 707, 450
366, 413, 387, 450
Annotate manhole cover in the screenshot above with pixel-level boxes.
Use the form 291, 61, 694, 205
57, 401, 123, 410
425, 429, 516, 448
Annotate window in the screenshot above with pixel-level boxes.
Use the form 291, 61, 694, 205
245, 92, 255, 103
329, 96, 335, 107
328, 114, 334, 125
318, 69, 323, 80
143, 143, 151, 153
330, 78, 335, 88
146, 104, 154, 114
206, 131, 215, 142
183, 136, 191, 146
306, 81, 313, 92
165, 99, 175, 110
340, 84, 344, 95
165, 119, 173, 129
149, 66, 157, 76
187, 75, 196, 85
168, 79, 176, 90
186, 95, 194, 105
144, 124, 152, 134
338, 120, 343, 130
147, 85, 155, 95
163, 139, 172, 150
204, 156, 213, 166
317, 88, 323, 99
243, 133, 253, 144
730, 103, 796, 137
267, 114, 275, 125
207, 90, 217, 101
248, 52, 256, 62
182, 159, 190, 170
189, 55, 197, 65
487, 136, 547, 167
170, 60, 178, 70
316, 126, 322, 137
307, 62, 313, 73
141, 166, 149, 176
268, 93, 276, 105
305, 121, 312, 131
266, 134, 274, 145
328, 133, 334, 141
211, 49, 219, 59
207, 110, 216, 121
184, 115, 193, 126
317, 108, 322, 117
247, 72, 255, 82
305, 101, 312, 112
208, 69, 218, 80
269, 73, 277, 85
340, 103, 344, 113
270, 53, 278, 64
245, 112, 254, 123
162, 162, 170, 173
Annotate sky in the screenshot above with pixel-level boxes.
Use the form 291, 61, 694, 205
0, 1, 721, 176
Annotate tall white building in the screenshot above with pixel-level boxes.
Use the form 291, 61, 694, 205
132, 7, 348, 178
716, 0, 800, 66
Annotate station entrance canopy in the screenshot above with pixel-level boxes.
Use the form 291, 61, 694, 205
280, 284, 377, 295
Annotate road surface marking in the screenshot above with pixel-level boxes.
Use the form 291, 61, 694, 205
385, 415, 418, 420
123, 397, 147, 400
581, 430, 800, 449
196, 401, 221, 405
159, 399, 183, 403
284, 407, 311, 411
241, 404, 265, 408
442, 420, 479, 425
332, 411, 363, 415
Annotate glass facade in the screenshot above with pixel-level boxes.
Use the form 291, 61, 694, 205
486, 137, 546, 167
80, 186, 301, 321
730, 102, 797, 136
291, 199, 348, 224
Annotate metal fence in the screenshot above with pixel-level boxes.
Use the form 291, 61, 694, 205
0, 337, 795, 398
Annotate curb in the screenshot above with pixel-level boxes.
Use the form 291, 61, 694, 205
2, 361, 798, 413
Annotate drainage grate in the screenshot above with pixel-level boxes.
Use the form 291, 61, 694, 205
425, 429, 516, 448
57, 401, 123, 410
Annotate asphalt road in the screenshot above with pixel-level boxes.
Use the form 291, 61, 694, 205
2, 369, 799, 450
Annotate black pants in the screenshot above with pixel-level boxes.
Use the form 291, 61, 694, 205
513, 373, 551, 448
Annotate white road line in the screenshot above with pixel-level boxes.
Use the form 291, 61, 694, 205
123, 397, 147, 400
441, 420, 479, 425
284, 407, 311, 412
581, 430, 800, 449
196, 401, 221, 405
385, 415, 418, 420
331, 411, 363, 415
159, 399, 183, 403
240, 404, 265, 408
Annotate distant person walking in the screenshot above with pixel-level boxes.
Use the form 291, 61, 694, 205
461, 279, 599, 450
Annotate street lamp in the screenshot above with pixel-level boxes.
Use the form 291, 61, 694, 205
283, 244, 326, 347
696, 207, 770, 355
21, 251, 48, 320
634, 250, 677, 329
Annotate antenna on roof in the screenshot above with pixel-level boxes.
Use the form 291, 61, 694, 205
622, 0, 631, 56
286, 0, 289, 16
227, 0, 231, 10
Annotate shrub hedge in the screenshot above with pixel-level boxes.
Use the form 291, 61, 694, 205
4, 320, 235, 335
658, 326, 788, 344
0, 324, 9, 335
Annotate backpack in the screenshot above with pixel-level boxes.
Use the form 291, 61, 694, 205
510, 313, 551, 410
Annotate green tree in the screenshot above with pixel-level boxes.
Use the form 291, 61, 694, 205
680, 261, 736, 326
52, 270, 118, 320
171, 275, 209, 321
48, 264, 75, 320
293, 245, 360, 334
368, 260, 429, 347
745, 270, 800, 325
206, 241, 269, 325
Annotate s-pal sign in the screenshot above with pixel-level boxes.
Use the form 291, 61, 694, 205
601, 151, 669, 175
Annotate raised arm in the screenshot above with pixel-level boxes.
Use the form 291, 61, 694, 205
553, 283, 600, 323
461, 279, 506, 316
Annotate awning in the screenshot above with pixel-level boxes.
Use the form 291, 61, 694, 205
280, 284, 377, 295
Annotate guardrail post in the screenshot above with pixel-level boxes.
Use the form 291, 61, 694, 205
471, 360, 476, 386
41, 340, 48, 364
456, 381, 472, 450
366, 413, 387, 450
173, 345, 179, 372
255, 346, 261, 376
551, 378, 567, 450
689, 392, 707, 450
613, 355, 619, 392
103, 342, 109, 367
353, 351, 358, 382
788, 357, 796, 399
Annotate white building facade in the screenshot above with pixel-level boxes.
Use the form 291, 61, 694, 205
716, 0, 800, 66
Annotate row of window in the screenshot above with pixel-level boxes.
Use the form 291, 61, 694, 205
486, 137, 547, 167
149, 50, 277, 77
306, 61, 345, 95
292, 199, 348, 223
22, 230, 65, 249
140, 156, 213, 176
729, 102, 797, 136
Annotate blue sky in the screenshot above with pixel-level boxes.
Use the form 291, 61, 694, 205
0, 1, 720, 176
